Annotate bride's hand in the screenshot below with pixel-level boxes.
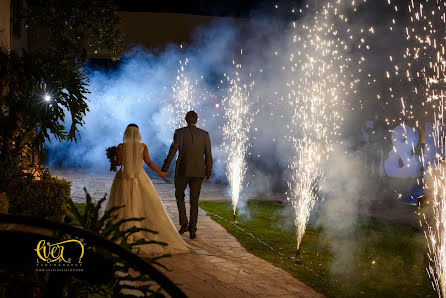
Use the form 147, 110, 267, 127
159, 171, 168, 179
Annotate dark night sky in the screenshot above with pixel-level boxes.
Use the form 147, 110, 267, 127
116, 0, 304, 18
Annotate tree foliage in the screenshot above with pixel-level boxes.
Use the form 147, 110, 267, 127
0, 0, 124, 174
26, 0, 124, 61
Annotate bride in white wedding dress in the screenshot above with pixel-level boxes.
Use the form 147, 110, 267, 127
103, 124, 190, 256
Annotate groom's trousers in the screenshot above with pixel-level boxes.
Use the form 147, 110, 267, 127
174, 176, 204, 234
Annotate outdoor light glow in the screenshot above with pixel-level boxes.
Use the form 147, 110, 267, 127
44, 94, 51, 102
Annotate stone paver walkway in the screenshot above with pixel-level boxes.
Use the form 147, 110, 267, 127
52, 169, 323, 297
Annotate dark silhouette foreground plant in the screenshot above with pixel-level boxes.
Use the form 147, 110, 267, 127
0, 189, 185, 298
62, 188, 173, 297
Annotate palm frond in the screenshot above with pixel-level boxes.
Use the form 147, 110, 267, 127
64, 188, 173, 297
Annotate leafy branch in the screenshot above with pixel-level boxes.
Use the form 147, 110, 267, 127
62, 188, 172, 297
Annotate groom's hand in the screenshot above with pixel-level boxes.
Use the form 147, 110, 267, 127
205, 175, 211, 182
159, 171, 168, 179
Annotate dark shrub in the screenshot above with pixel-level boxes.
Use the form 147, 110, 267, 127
0, 193, 8, 213
6, 171, 70, 221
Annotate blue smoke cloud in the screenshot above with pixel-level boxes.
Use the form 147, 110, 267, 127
45, 5, 385, 195
46, 19, 281, 183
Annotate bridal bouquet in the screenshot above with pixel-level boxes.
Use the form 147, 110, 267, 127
106, 146, 117, 172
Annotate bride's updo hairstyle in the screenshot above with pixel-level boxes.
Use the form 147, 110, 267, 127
127, 123, 138, 129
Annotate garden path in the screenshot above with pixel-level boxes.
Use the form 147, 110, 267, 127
53, 169, 323, 298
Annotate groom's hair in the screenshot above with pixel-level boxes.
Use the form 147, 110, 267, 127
127, 123, 139, 128
185, 111, 198, 125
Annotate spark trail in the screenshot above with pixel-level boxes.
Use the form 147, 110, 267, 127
222, 62, 255, 220
286, 0, 370, 254
167, 58, 201, 130
387, 0, 446, 296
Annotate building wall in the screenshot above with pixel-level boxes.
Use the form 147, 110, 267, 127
10, 0, 28, 54
0, 0, 28, 53
104, 12, 247, 57
0, 0, 11, 50
27, 11, 248, 58
118, 12, 219, 51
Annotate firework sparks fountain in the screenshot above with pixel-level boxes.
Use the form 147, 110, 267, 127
286, 0, 369, 259
222, 62, 254, 222
389, 0, 446, 295
168, 58, 201, 131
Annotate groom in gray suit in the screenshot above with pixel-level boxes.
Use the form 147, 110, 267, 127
162, 111, 213, 239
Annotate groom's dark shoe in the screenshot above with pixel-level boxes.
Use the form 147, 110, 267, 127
189, 232, 197, 239
178, 224, 188, 235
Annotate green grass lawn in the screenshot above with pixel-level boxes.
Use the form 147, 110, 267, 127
199, 200, 436, 297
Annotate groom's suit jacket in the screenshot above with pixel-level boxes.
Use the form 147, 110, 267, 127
162, 124, 213, 178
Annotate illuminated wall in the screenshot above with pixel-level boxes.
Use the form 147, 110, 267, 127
117, 12, 246, 52
0, 0, 29, 53
0, 0, 11, 50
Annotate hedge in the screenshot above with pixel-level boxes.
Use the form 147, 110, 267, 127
6, 171, 71, 222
